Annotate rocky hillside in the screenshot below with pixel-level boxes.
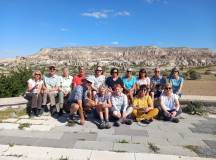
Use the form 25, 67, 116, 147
2, 46, 216, 69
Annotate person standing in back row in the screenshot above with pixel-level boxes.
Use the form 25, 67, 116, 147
105, 68, 124, 93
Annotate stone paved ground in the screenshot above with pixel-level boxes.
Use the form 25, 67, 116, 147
0, 111, 215, 159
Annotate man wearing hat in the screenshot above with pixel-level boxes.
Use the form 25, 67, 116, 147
67, 76, 95, 125
42, 65, 63, 116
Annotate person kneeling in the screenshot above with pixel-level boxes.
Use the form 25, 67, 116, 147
94, 85, 112, 129
132, 85, 159, 124
67, 76, 94, 125
111, 84, 133, 127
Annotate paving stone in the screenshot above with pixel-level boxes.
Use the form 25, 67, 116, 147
0, 130, 63, 140
0, 144, 10, 153
131, 136, 148, 144
24, 124, 53, 131
2, 118, 18, 123
91, 150, 135, 160
156, 144, 198, 157
113, 143, 150, 153
16, 119, 48, 125
203, 140, 216, 149
97, 134, 131, 143
115, 127, 148, 137
62, 131, 97, 141
0, 123, 19, 130
146, 137, 170, 146
35, 139, 64, 148
1, 144, 92, 160
74, 141, 113, 151
0, 136, 39, 146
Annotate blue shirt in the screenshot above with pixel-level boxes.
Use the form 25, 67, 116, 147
122, 76, 137, 90
150, 75, 166, 90
68, 85, 87, 102
169, 76, 184, 94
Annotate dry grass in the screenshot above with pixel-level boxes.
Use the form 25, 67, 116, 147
0, 107, 27, 121
183, 80, 216, 96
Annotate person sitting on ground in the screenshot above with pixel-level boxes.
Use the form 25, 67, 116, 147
42, 65, 62, 116
58, 67, 73, 115
159, 83, 182, 123
67, 76, 95, 125
105, 68, 124, 93
91, 66, 106, 97
110, 84, 133, 127
122, 68, 137, 104
150, 67, 167, 102
72, 66, 85, 89
168, 66, 184, 97
26, 70, 43, 117
132, 85, 159, 124
136, 68, 151, 93
94, 85, 112, 129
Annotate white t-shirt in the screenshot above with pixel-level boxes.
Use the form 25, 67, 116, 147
60, 75, 73, 93
27, 79, 43, 93
93, 75, 105, 90
136, 77, 150, 86
160, 93, 178, 111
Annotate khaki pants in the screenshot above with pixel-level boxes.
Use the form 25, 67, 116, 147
132, 108, 159, 122
42, 92, 64, 112
26, 93, 42, 109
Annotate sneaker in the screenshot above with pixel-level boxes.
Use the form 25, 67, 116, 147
98, 121, 106, 129
69, 114, 76, 121
141, 119, 151, 124
50, 106, 57, 116
171, 118, 179, 123
114, 121, 121, 127
38, 108, 43, 116
105, 121, 111, 129
42, 105, 49, 112
34, 109, 40, 117
123, 119, 133, 125
58, 109, 64, 116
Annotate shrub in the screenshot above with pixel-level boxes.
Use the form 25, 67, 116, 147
186, 69, 201, 80
183, 102, 207, 115
0, 66, 33, 98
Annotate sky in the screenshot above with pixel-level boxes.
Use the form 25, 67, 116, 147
0, 0, 216, 58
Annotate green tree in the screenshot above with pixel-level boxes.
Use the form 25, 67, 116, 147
0, 67, 33, 98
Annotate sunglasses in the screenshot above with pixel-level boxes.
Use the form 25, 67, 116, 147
50, 68, 56, 71
165, 87, 172, 90
155, 71, 160, 73
127, 71, 132, 73
96, 70, 102, 71
174, 70, 178, 73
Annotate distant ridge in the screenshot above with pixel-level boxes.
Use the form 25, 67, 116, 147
2, 46, 216, 68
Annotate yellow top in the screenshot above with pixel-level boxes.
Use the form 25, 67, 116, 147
133, 95, 152, 109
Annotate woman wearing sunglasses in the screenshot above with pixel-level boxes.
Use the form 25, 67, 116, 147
26, 70, 43, 117
159, 83, 182, 123
168, 67, 184, 98
132, 85, 159, 124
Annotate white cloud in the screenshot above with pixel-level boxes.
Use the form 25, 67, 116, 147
111, 41, 119, 45
60, 28, 69, 32
81, 10, 130, 19
81, 11, 108, 19
115, 11, 130, 16
145, 0, 168, 4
